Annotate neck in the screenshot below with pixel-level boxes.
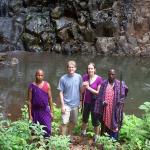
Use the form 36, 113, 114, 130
68, 73, 75, 76
108, 79, 114, 84
89, 74, 95, 78
36, 80, 43, 84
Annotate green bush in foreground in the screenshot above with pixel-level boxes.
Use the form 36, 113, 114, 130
0, 102, 150, 150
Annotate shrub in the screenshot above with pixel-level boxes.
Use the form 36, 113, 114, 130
47, 135, 70, 150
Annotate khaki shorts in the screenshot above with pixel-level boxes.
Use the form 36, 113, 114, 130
62, 105, 79, 125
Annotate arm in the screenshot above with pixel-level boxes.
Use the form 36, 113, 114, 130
57, 77, 66, 113
59, 91, 65, 113
28, 88, 32, 120
47, 83, 54, 119
86, 84, 101, 95
83, 81, 101, 95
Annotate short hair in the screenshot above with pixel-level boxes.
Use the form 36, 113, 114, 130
108, 69, 116, 74
35, 69, 44, 75
67, 60, 76, 68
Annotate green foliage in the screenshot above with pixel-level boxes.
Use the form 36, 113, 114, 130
96, 134, 120, 150
139, 102, 150, 113
120, 101, 150, 150
21, 105, 29, 121
0, 102, 150, 149
47, 135, 70, 150
51, 104, 61, 135
139, 102, 150, 139
0, 119, 30, 150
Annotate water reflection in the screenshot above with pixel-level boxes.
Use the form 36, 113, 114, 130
0, 51, 150, 120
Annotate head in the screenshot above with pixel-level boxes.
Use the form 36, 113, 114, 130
35, 69, 44, 83
67, 60, 77, 75
87, 62, 96, 76
108, 69, 116, 83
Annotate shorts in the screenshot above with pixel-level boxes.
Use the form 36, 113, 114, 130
82, 103, 100, 127
62, 104, 79, 125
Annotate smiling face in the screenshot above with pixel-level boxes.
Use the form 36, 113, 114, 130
67, 60, 77, 75
67, 65, 76, 75
87, 63, 96, 76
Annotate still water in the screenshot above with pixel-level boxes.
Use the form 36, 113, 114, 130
0, 51, 150, 120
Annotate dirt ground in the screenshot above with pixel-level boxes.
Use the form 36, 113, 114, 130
69, 136, 99, 150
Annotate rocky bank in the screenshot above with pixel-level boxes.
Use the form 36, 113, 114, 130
0, 0, 150, 56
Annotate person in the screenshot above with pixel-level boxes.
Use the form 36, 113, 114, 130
94, 69, 128, 140
81, 63, 103, 142
57, 60, 82, 135
28, 69, 53, 137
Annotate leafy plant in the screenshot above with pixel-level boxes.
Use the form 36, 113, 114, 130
47, 135, 70, 150
139, 102, 150, 139
96, 134, 120, 150
51, 104, 61, 135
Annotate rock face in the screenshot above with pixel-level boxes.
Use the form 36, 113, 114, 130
0, 0, 150, 56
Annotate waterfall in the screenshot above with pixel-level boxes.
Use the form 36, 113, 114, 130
0, 0, 10, 17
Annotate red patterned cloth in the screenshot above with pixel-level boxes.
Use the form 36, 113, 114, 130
103, 83, 114, 130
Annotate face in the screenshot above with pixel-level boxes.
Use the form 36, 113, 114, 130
67, 64, 76, 75
87, 64, 96, 76
108, 70, 116, 83
35, 70, 44, 82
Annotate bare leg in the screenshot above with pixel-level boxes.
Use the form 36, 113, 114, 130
68, 122, 75, 135
94, 125, 100, 135
81, 122, 88, 135
61, 124, 68, 135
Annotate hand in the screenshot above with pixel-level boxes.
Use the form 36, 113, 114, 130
113, 127, 118, 132
83, 81, 89, 89
50, 112, 54, 121
29, 115, 32, 121
61, 106, 66, 114
103, 101, 108, 106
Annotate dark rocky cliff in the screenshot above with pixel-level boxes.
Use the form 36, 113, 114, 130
0, 0, 150, 56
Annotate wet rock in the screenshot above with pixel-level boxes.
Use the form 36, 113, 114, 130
100, 0, 114, 10
78, 12, 87, 26
141, 44, 150, 56
0, 17, 24, 52
79, 1, 88, 10
22, 33, 37, 46
0, 0, 150, 56
28, 45, 43, 52
79, 23, 95, 42
25, 13, 49, 34
51, 6, 63, 19
9, 0, 23, 14
71, 24, 83, 40
55, 17, 74, 31
41, 32, 55, 51
81, 42, 96, 54
0, 53, 7, 61
0, 0, 10, 17
10, 57, 19, 65
96, 37, 116, 55
142, 33, 150, 44
27, 0, 49, 6
62, 40, 80, 55
117, 36, 130, 55
57, 28, 70, 41
133, 46, 141, 56
22, 12, 55, 51
52, 43, 62, 53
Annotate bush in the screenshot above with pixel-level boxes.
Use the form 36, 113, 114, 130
47, 135, 70, 150
96, 134, 120, 150
0, 102, 150, 149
